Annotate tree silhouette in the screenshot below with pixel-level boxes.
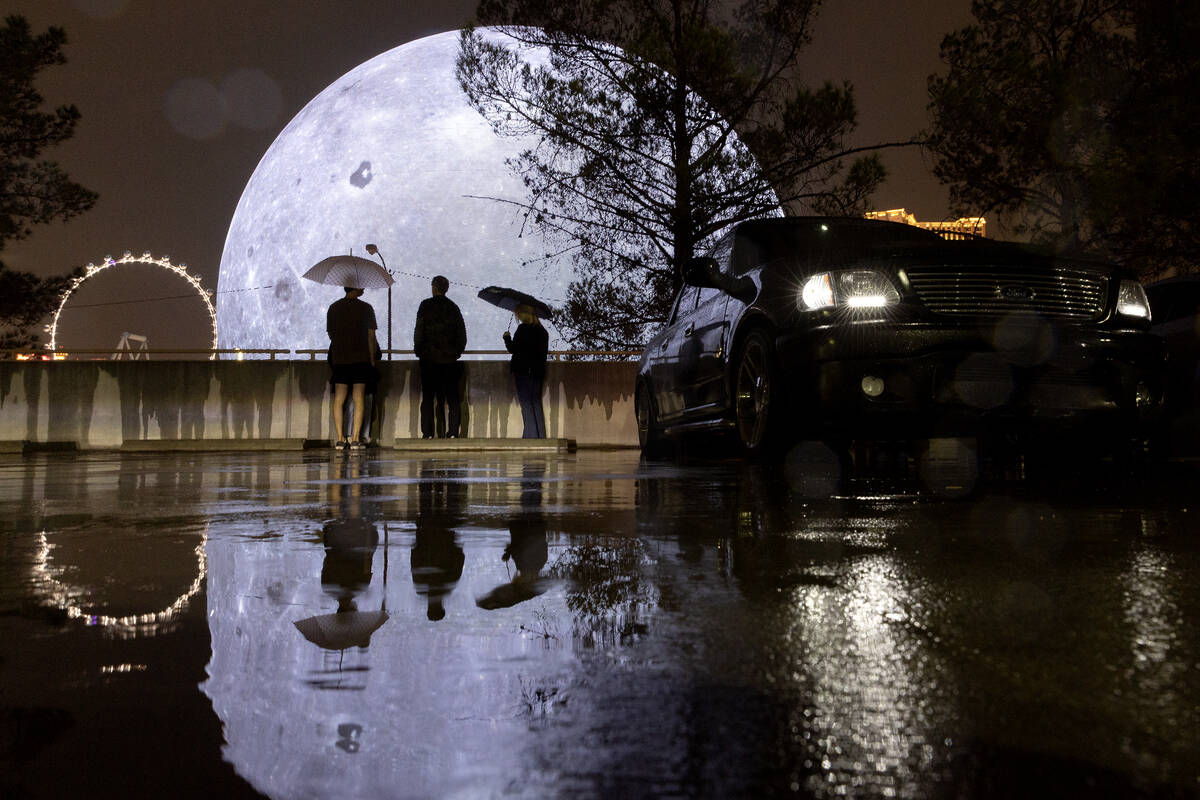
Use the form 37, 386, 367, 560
458, 0, 902, 348
927, 0, 1199, 276
1, 15, 96, 350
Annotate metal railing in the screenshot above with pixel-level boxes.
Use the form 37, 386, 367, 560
293, 349, 643, 361
3, 348, 291, 361
4, 348, 643, 362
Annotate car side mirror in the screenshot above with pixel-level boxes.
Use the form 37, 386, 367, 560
682, 256, 756, 303
682, 257, 721, 288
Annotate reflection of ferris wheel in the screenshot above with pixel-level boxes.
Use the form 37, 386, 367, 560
32, 527, 208, 639
46, 251, 219, 357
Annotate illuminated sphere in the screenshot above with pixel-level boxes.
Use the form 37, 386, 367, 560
217, 30, 572, 355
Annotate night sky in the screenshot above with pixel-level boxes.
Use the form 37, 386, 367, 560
6, 0, 973, 351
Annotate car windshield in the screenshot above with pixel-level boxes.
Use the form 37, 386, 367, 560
732, 219, 942, 275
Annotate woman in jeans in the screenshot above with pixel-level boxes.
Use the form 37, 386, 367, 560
502, 304, 549, 438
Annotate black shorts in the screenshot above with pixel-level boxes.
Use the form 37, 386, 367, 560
330, 362, 375, 387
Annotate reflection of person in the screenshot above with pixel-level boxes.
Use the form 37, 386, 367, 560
477, 460, 550, 610
411, 461, 466, 620
502, 304, 548, 438
414, 275, 467, 439
476, 516, 549, 610
295, 458, 388, 655
327, 285, 379, 451
321, 516, 380, 613
322, 457, 380, 612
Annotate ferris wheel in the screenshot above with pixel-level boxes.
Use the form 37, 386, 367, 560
45, 251, 219, 358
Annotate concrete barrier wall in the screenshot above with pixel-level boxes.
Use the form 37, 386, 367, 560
0, 360, 640, 448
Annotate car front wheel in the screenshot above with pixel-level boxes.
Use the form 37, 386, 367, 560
733, 329, 777, 454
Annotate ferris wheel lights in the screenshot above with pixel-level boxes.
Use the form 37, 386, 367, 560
49, 251, 220, 358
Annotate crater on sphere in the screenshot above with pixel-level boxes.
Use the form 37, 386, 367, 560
350, 161, 373, 188
274, 280, 293, 301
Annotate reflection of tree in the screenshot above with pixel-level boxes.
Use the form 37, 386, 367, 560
550, 537, 656, 648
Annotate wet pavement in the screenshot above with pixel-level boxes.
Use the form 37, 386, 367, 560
1, 448, 1198, 799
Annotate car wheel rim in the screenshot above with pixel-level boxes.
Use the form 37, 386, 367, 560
736, 338, 770, 448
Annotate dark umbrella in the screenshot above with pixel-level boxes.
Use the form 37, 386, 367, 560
475, 577, 553, 610
302, 255, 395, 289
477, 286, 554, 319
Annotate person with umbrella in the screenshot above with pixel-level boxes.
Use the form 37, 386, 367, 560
503, 303, 549, 438
326, 282, 380, 450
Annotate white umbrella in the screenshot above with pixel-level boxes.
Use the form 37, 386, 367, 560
294, 609, 390, 650
302, 255, 395, 289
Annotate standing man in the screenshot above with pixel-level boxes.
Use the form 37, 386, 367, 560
414, 275, 467, 438
327, 284, 379, 450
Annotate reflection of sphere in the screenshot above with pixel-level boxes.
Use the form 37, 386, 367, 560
217, 30, 571, 354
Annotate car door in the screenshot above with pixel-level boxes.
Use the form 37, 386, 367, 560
649, 285, 700, 422
677, 284, 730, 416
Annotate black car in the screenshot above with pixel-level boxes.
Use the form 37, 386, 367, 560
1146, 276, 1200, 412
635, 216, 1165, 458
1146, 275, 1200, 454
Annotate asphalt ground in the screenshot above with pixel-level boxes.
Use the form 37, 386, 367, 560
1, 448, 1198, 799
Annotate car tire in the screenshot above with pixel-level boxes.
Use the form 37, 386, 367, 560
733, 329, 778, 456
636, 382, 665, 457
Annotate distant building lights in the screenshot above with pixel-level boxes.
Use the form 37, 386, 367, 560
866, 208, 986, 239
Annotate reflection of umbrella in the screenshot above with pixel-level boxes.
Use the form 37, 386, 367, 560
295, 520, 391, 651
475, 577, 552, 610
294, 609, 389, 650
477, 286, 554, 319
302, 255, 395, 289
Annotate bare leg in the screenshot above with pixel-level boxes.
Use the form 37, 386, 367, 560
332, 382, 349, 442
350, 383, 366, 442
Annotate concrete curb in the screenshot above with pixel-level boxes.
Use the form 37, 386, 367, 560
392, 437, 577, 453
120, 439, 312, 452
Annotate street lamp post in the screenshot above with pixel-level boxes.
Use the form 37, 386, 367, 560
365, 244, 391, 360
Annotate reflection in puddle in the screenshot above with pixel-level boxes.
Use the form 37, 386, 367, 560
198, 455, 612, 798
785, 551, 947, 796
4, 451, 1199, 797
32, 525, 208, 638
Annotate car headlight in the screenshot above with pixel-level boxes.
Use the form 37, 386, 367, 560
800, 270, 900, 310
1116, 280, 1151, 321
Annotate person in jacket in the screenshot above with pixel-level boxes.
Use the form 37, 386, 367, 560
413, 275, 467, 438
502, 303, 548, 438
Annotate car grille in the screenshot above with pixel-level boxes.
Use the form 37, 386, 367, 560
905, 266, 1107, 320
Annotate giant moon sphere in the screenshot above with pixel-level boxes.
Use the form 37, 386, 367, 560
217, 30, 570, 355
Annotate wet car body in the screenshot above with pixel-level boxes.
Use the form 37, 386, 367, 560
1146, 275, 1200, 454
1146, 275, 1200, 413
636, 217, 1165, 455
